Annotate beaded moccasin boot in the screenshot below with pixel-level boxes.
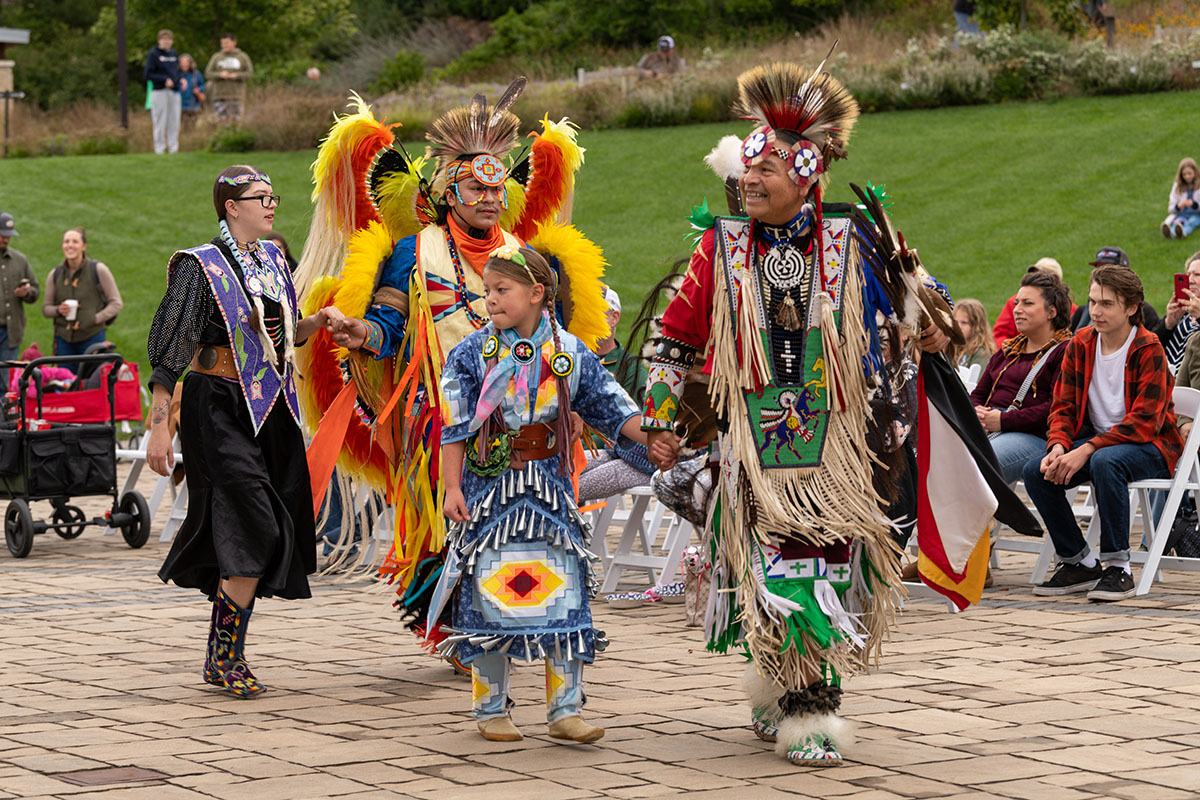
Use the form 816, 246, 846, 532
211, 589, 266, 699
775, 682, 853, 766
202, 601, 222, 687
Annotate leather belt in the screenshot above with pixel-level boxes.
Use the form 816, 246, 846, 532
508, 422, 558, 461
190, 345, 239, 381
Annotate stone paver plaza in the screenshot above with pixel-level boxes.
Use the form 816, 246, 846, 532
3, 470, 1200, 799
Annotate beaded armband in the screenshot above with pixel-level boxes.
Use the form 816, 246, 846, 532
361, 319, 384, 356
641, 337, 696, 432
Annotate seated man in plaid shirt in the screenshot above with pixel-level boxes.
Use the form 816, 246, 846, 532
1023, 263, 1184, 602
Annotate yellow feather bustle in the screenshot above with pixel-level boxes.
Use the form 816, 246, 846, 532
497, 178, 528, 232
528, 221, 609, 351
374, 156, 428, 244
335, 221, 394, 321
295, 93, 396, 303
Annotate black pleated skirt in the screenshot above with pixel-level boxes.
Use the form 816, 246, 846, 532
158, 373, 316, 600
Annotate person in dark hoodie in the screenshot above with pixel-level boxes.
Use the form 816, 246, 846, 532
144, 29, 182, 155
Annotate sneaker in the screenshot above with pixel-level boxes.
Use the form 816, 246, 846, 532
1032, 561, 1101, 596
1175, 222, 1185, 238
1164, 221, 1173, 238
1087, 565, 1135, 602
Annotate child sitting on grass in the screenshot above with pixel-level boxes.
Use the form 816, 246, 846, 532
1163, 157, 1199, 239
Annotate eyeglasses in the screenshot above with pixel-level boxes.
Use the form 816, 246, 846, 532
232, 194, 281, 209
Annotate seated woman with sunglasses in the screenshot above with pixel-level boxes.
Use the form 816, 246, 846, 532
145, 164, 341, 699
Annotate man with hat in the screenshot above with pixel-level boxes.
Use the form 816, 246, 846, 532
0, 213, 42, 382
1071, 246, 1159, 331
637, 35, 685, 79
596, 284, 647, 401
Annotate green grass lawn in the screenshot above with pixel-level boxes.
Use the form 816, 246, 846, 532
1, 88, 1197, 385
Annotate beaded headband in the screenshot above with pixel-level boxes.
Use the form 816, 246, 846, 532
218, 172, 272, 186
447, 156, 508, 208
740, 125, 824, 186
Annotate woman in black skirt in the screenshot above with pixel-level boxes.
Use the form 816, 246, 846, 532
146, 164, 340, 698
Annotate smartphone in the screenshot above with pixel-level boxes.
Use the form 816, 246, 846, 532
1175, 273, 1190, 301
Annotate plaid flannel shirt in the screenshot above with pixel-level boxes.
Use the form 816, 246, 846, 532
1046, 325, 1184, 473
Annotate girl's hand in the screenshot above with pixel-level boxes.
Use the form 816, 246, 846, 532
444, 487, 470, 522
647, 430, 682, 471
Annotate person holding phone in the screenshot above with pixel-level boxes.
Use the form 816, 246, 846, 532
0, 212, 41, 385
1153, 252, 1200, 374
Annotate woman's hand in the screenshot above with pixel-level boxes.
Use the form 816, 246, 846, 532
57, 301, 71, 318
146, 423, 175, 477
1181, 421, 1193, 440
443, 487, 470, 522
569, 412, 584, 442
975, 406, 1002, 433
1165, 297, 1185, 329
1183, 289, 1200, 321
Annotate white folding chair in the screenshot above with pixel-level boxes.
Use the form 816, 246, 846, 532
599, 486, 700, 593
1127, 386, 1200, 594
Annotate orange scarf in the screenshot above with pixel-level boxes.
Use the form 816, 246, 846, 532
447, 215, 506, 275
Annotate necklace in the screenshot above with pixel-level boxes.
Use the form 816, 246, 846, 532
445, 227, 485, 330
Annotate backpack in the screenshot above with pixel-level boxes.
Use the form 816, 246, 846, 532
52, 260, 116, 325
1165, 504, 1200, 559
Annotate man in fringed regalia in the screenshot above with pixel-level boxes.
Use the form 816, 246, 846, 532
642, 58, 969, 766
295, 84, 610, 662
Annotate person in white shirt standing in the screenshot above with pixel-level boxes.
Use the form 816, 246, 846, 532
1024, 265, 1183, 602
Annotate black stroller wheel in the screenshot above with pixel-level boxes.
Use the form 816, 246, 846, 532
5, 499, 34, 558
53, 505, 87, 539
119, 492, 151, 548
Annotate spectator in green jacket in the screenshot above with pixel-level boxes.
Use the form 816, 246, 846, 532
205, 33, 253, 121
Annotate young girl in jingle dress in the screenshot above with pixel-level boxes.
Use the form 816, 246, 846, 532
434, 245, 645, 743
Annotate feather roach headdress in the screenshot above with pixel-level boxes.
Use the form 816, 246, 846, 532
427, 77, 526, 182
731, 53, 859, 188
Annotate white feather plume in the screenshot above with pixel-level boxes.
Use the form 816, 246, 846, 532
705, 136, 747, 181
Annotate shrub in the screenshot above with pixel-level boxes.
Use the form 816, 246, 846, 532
371, 50, 427, 96
72, 136, 130, 156
208, 126, 257, 153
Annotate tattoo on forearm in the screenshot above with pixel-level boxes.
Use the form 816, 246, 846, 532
152, 401, 168, 426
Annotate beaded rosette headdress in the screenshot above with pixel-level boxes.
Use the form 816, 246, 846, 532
735, 57, 859, 190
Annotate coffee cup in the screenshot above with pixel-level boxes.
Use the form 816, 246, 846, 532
63, 299, 79, 321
